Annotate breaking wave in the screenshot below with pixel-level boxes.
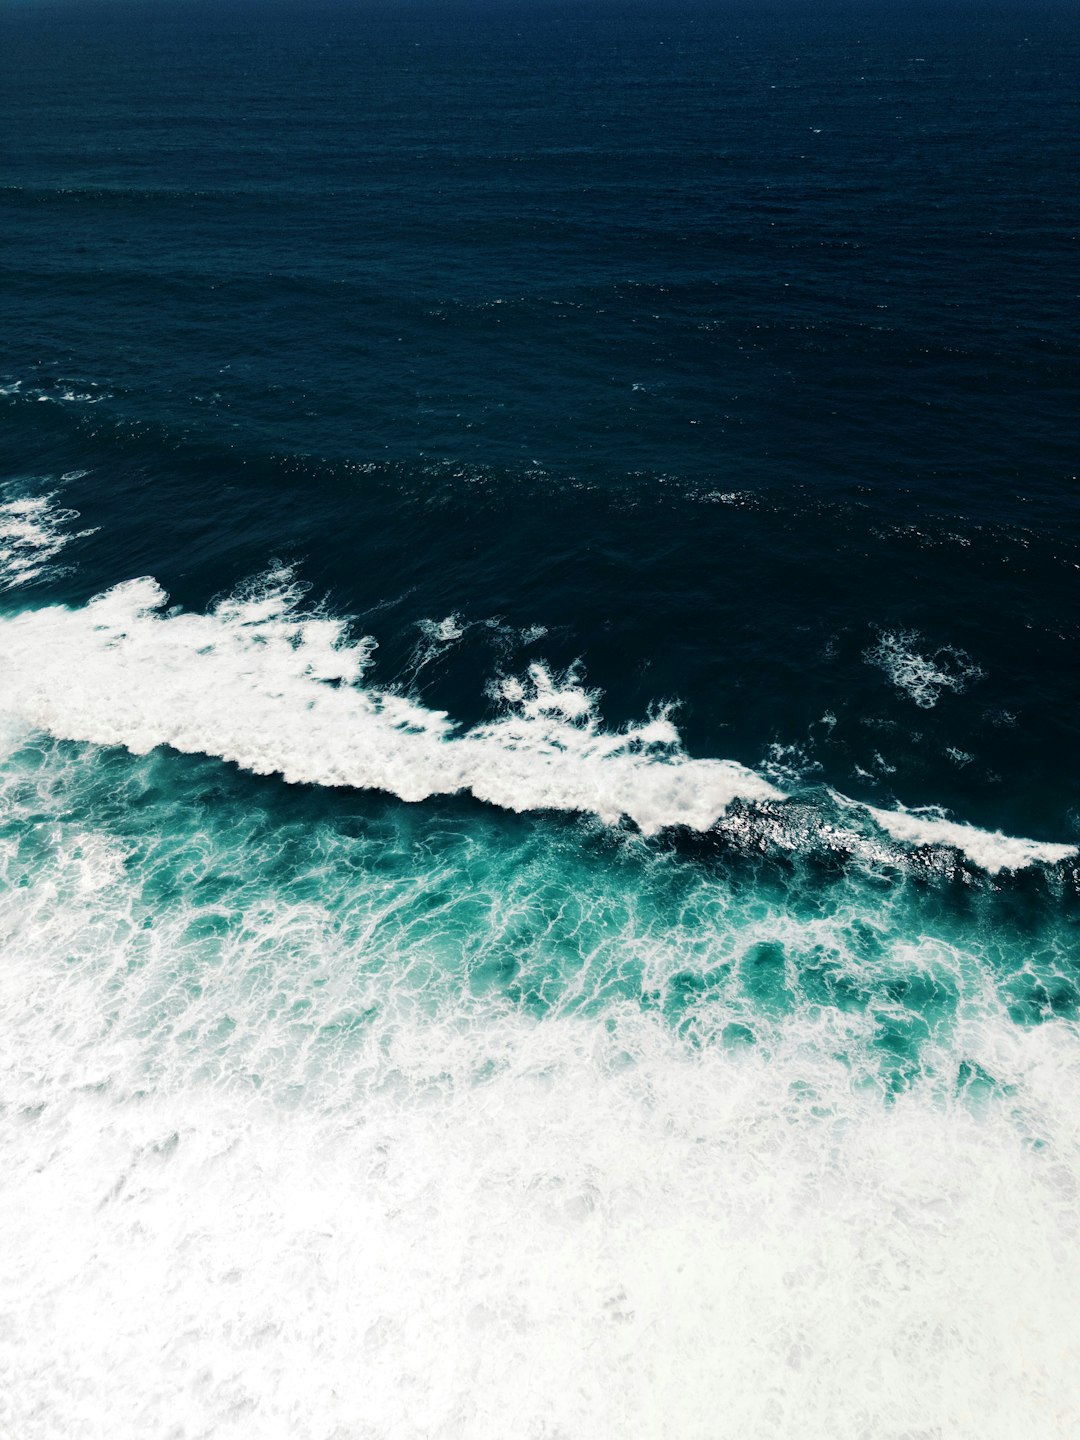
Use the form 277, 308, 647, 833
0, 492, 1071, 876
0, 560, 1072, 875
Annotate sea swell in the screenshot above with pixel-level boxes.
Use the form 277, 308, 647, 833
0, 550, 1072, 876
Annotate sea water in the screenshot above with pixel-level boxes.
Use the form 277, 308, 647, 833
1, 2, 1078, 1436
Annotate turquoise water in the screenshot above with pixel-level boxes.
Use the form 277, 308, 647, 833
3, 728, 1076, 1094
2, 625, 1079, 1435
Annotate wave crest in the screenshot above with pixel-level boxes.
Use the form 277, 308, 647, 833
0, 570, 780, 833
0, 560, 1072, 873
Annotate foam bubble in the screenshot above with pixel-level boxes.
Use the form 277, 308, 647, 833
865, 628, 983, 708
0, 489, 96, 591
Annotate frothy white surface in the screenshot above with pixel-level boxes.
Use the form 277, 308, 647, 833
864, 802, 1077, 874
0, 572, 779, 834
2, 713, 1079, 1438
865, 629, 983, 709
4, 997, 1080, 1439
0, 489, 95, 590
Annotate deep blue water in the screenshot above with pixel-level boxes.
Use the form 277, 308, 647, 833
3, 0, 1079, 834
2, 3, 1079, 1434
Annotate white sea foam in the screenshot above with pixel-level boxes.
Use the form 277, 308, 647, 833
7, 1023, 1080, 1440
0, 377, 107, 405
1, 750, 1079, 1440
0, 489, 96, 590
413, 611, 466, 647
865, 628, 983, 708
863, 802, 1077, 875
0, 571, 780, 834
0, 564, 1073, 871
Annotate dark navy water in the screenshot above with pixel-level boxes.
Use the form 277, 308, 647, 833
2, 4, 1080, 1434
3, 0, 1078, 835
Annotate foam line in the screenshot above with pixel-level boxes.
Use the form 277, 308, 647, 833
0, 490, 95, 590
862, 802, 1077, 875
0, 565, 1072, 870
0, 573, 779, 834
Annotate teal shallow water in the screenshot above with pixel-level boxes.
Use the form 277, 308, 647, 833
4, 732, 1077, 1101
3, 727, 1080, 1437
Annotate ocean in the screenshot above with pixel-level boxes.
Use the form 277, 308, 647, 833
1, 1, 1078, 1434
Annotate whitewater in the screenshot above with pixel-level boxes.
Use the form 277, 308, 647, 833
0, 492, 1072, 873
1, 491, 1079, 1438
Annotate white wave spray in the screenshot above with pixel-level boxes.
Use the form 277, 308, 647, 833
0, 568, 779, 834
1, 739, 1079, 1439
0, 570, 1074, 873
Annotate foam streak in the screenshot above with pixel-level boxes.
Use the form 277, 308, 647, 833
0, 574, 778, 834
